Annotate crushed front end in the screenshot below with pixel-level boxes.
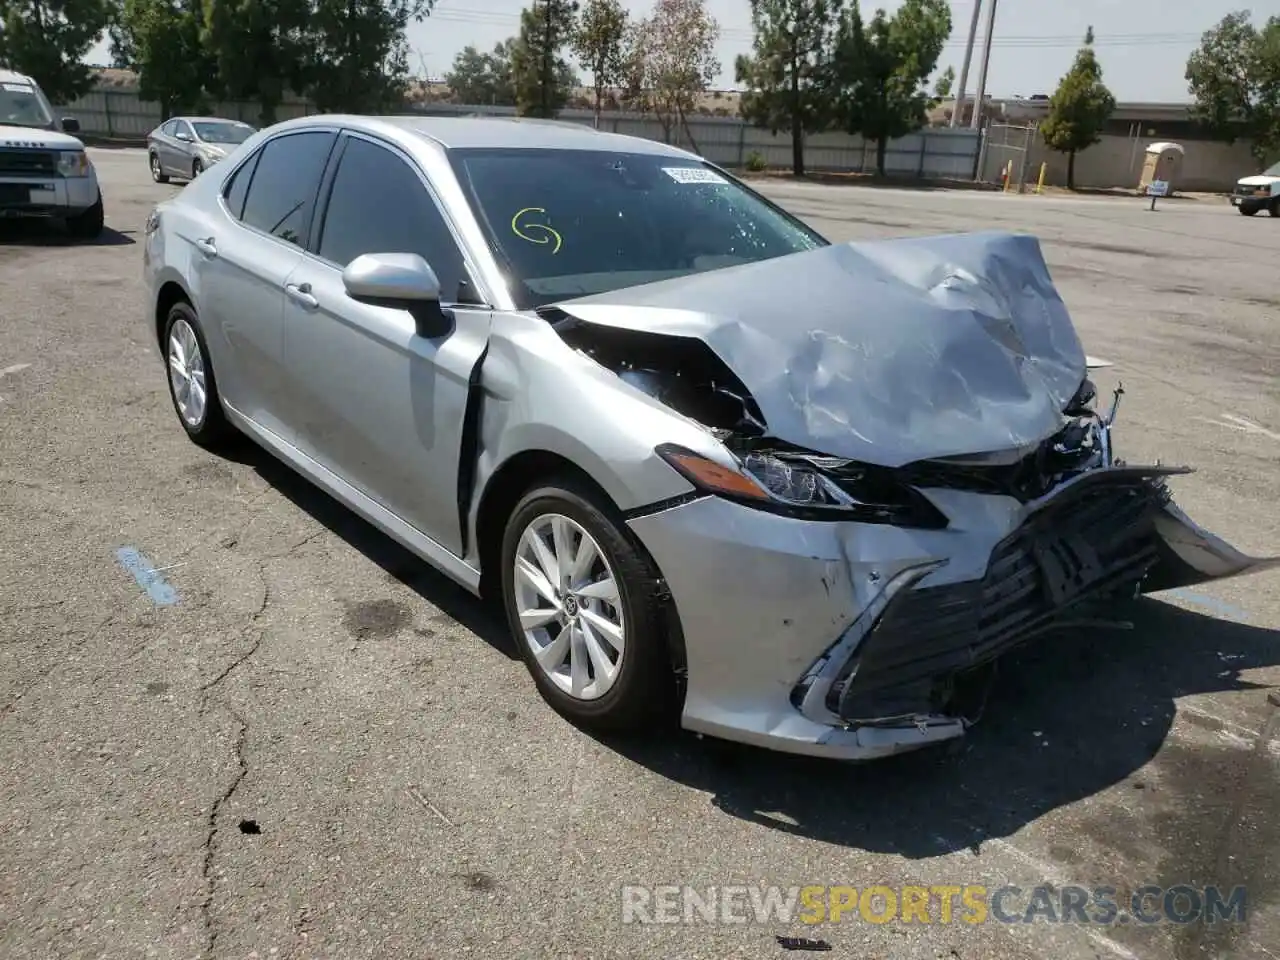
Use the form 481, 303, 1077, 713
623, 377, 1275, 761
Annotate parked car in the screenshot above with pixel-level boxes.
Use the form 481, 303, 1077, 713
0, 68, 104, 238
141, 115, 1278, 760
1229, 159, 1280, 216
147, 116, 256, 183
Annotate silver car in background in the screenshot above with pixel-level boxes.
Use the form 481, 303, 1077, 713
147, 116, 255, 183
141, 115, 1277, 761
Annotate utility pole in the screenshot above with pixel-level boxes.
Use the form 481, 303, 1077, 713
969, 0, 999, 129
541, 0, 554, 117
950, 0, 983, 128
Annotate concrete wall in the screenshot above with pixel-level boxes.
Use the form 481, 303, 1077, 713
57, 86, 982, 180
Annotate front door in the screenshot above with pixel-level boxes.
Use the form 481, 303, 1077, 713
280, 132, 492, 556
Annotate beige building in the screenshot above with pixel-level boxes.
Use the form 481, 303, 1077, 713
971, 99, 1263, 193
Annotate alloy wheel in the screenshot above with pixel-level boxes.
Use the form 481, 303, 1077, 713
167, 316, 208, 428
513, 512, 626, 701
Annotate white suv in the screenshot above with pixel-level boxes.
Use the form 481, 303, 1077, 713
0, 68, 104, 238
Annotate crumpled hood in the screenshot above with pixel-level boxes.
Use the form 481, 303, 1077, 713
554, 231, 1087, 468
0, 124, 85, 150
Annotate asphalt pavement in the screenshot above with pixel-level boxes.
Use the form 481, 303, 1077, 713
1, 147, 1278, 960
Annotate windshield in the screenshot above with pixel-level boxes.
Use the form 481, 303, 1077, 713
0, 81, 53, 129
194, 121, 255, 144
449, 148, 828, 309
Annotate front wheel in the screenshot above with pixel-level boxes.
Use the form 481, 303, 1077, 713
191, 158, 203, 179
149, 152, 168, 183
1240, 204, 1259, 216
65, 195, 104, 240
500, 480, 677, 733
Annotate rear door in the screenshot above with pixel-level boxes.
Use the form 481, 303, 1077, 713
191, 128, 338, 441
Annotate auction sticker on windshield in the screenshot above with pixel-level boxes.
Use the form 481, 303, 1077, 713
663, 167, 728, 185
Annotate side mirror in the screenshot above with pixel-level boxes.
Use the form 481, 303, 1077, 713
175, 130, 193, 142
342, 253, 450, 338
60, 117, 79, 133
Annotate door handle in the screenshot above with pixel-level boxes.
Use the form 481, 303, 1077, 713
285, 282, 319, 309
194, 236, 217, 258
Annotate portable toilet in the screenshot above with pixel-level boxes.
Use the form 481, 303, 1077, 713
1139, 142, 1184, 195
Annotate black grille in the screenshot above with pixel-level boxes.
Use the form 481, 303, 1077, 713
0, 148, 57, 177
832, 469, 1170, 722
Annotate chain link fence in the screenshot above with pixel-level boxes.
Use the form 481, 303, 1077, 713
977, 121, 1040, 192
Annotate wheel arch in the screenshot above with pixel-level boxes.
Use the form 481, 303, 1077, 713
473, 447, 689, 690
154, 278, 193, 351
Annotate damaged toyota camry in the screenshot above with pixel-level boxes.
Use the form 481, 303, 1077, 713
142, 116, 1278, 760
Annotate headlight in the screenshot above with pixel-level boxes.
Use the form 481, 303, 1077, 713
199, 145, 227, 161
56, 150, 90, 177
655, 443, 949, 528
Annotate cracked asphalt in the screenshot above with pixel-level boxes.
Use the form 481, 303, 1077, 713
1, 148, 1278, 960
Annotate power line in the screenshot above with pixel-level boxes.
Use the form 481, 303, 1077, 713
428, 9, 1203, 49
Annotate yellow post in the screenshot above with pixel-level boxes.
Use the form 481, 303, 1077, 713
1036, 162, 1047, 194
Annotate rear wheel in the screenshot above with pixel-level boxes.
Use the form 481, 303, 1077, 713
500, 480, 676, 733
1270, 198, 1280, 217
163, 301, 234, 449
149, 152, 168, 184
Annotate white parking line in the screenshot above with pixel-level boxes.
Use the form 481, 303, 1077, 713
1195, 413, 1280, 442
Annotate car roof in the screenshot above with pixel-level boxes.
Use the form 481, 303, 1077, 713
0, 69, 35, 86
270, 113, 698, 159
171, 116, 251, 125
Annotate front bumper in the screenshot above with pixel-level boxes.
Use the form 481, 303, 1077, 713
627, 467, 1277, 761
1230, 194, 1270, 212
0, 173, 99, 218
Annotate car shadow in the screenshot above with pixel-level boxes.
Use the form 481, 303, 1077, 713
0, 221, 136, 246
592, 598, 1280, 858
215, 436, 516, 660
206, 435, 1279, 862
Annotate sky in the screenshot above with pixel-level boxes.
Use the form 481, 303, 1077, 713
87, 0, 1256, 104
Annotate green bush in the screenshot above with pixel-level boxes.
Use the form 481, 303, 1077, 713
745, 150, 768, 172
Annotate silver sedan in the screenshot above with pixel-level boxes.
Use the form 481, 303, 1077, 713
140, 115, 1277, 760
147, 116, 255, 184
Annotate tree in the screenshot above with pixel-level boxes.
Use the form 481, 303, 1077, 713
0, 0, 114, 104
511, 0, 578, 117
1040, 27, 1116, 190
446, 40, 517, 105
110, 0, 210, 119
202, 0, 311, 125
635, 0, 719, 146
933, 64, 953, 100
303, 0, 433, 113
1185, 10, 1280, 166
571, 0, 627, 127
734, 0, 842, 178
828, 0, 951, 176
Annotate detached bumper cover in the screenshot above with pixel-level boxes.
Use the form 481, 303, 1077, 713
629, 466, 1278, 761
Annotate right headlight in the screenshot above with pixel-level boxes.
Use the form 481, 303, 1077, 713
656, 443, 949, 528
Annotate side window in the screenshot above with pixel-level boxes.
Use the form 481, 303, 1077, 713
161, 120, 178, 136
316, 136, 470, 303
222, 149, 261, 221
240, 131, 336, 248
177, 121, 193, 140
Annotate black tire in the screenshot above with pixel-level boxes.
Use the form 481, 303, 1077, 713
149, 151, 169, 184
499, 479, 677, 734
65, 194, 104, 240
1271, 199, 1280, 217
1240, 205, 1258, 216
162, 301, 234, 449
191, 158, 203, 179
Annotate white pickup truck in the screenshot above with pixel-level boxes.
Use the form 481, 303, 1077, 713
1229, 160, 1280, 217
0, 68, 104, 238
